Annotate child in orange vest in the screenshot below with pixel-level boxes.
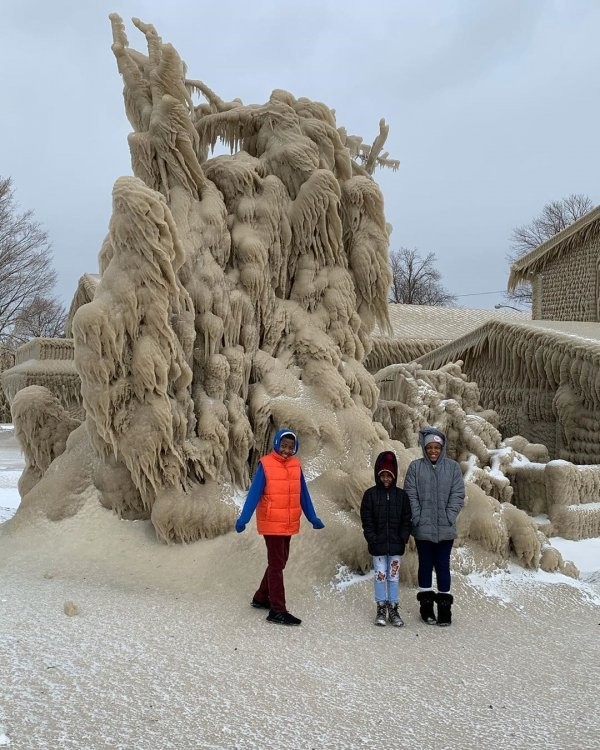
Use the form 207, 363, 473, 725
235, 429, 325, 626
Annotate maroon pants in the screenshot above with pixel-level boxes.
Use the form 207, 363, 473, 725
254, 535, 291, 613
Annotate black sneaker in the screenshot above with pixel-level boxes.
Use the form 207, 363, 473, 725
266, 610, 302, 626
251, 598, 270, 610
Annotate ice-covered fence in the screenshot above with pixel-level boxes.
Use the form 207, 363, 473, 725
508, 460, 600, 539
1, 338, 82, 419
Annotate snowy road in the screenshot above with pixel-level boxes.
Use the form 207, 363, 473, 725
0, 565, 599, 750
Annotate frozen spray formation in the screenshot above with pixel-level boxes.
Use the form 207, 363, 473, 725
67, 14, 394, 548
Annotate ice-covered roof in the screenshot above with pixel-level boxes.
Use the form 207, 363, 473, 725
374, 303, 530, 341
65, 273, 101, 337
524, 319, 600, 344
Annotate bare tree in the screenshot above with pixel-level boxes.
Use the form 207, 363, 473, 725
389, 247, 456, 306
12, 296, 67, 343
0, 177, 66, 345
507, 193, 593, 305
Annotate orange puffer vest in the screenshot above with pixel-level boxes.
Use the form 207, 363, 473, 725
256, 451, 302, 535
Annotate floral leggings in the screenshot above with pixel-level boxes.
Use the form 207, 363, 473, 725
372, 555, 401, 604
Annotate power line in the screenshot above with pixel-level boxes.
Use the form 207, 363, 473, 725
454, 290, 505, 297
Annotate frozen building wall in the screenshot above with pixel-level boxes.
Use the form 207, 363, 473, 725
536, 237, 600, 321
509, 205, 600, 321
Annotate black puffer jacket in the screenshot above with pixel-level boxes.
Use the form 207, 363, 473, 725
360, 451, 412, 556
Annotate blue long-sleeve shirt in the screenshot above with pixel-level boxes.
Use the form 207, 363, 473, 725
236, 462, 321, 527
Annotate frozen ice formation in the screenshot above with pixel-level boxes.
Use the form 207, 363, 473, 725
67, 14, 394, 545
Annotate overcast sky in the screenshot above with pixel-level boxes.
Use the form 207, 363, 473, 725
3, 0, 600, 310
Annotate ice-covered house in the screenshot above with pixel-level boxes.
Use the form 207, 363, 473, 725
415, 206, 600, 464
508, 204, 600, 321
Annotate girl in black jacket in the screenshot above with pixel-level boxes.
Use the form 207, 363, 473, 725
360, 451, 412, 627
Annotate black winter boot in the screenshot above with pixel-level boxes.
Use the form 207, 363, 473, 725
436, 593, 453, 627
416, 591, 437, 625
387, 602, 404, 628
374, 601, 387, 626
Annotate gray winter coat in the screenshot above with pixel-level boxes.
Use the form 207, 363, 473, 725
404, 427, 465, 543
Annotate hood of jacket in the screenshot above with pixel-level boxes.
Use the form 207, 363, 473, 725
418, 426, 448, 462
373, 451, 398, 488
273, 428, 299, 455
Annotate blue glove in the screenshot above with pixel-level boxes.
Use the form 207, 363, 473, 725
235, 518, 246, 533
312, 518, 325, 530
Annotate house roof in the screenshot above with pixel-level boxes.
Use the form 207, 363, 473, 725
417, 318, 600, 373
65, 273, 101, 337
508, 204, 600, 290
373, 303, 529, 342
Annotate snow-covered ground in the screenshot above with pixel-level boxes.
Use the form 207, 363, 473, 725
1, 425, 599, 749
0, 424, 24, 523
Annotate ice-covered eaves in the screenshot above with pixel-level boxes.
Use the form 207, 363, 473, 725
417, 319, 600, 375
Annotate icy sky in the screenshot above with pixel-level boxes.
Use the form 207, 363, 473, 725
3, 0, 600, 309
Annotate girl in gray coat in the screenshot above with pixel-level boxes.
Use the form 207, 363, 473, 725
404, 427, 465, 626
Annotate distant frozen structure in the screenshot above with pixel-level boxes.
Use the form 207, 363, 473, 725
2, 339, 81, 419
375, 361, 599, 545
419, 320, 600, 465
365, 304, 529, 372
0, 16, 593, 581
509, 204, 600, 320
